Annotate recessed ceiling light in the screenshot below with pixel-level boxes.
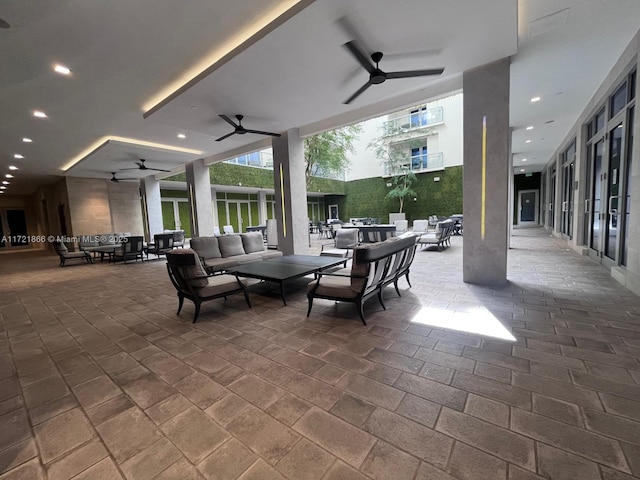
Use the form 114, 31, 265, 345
2, 181, 8, 185
14, 154, 24, 159
5, 174, 14, 178
177, 133, 186, 139
520, 169, 525, 172
33, 110, 47, 118
8, 166, 18, 170
0, 191, 4, 194
525, 140, 532, 143
530, 96, 541, 103
54, 64, 71, 75
526, 126, 534, 130
522, 158, 528, 162
0, 186, 6, 190
22, 137, 33, 143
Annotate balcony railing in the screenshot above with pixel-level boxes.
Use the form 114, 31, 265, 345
384, 152, 444, 176
383, 106, 443, 135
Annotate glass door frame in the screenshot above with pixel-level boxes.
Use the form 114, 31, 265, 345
601, 109, 629, 268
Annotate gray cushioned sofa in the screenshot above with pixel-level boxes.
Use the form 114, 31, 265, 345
190, 232, 282, 274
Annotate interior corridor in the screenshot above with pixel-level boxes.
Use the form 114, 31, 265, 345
1, 229, 639, 480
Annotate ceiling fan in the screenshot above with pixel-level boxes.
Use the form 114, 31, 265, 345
342, 41, 445, 104
120, 159, 171, 173
110, 172, 137, 182
216, 114, 281, 142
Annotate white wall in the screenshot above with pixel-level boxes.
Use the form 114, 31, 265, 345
345, 93, 464, 181
431, 93, 464, 168
345, 116, 387, 180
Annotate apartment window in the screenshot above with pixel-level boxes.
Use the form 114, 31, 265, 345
411, 146, 428, 170
410, 107, 427, 127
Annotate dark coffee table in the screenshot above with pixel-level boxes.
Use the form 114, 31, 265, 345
228, 255, 346, 305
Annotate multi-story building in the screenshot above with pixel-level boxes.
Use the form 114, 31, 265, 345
158, 93, 464, 231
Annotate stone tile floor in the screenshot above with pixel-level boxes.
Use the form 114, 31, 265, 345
1, 228, 640, 480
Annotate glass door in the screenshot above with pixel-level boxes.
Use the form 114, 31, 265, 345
549, 166, 556, 229
604, 122, 623, 264
621, 106, 634, 266
226, 201, 251, 233
583, 71, 635, 266
561, 142, 575, 239
588, 140, 605, 261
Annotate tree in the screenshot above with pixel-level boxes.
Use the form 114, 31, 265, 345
368, 123, 434, 213
304, 124, 362, 188
385, 168, 417, 214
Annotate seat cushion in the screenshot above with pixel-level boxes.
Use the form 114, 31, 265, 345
241, 232, 265, 253
203, 257, 240, 272
167, 249, 209, 288
256, 250, 283, 260
238, 253, 265, 264
190, 236, 222, 259
98, 233, 118, 246
308, 274, 359, 299
320, 248, 351, 258
63, 251, 89, 259
218, 235, 246, 257
197, 275, 247, 298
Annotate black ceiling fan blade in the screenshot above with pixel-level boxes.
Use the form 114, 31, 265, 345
344, 80, 373, 104
147, 168, 172, 172
343, 41, 375, 74
219, 114, 238, 127
216, 132, 237, 142
386, 68, 445, 79
244, 129, 281, 137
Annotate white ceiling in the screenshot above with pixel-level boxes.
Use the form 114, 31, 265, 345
0, 0, 639, 195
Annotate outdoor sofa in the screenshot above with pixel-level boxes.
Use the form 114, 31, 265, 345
190, 232, 282, 274
307, 234, 418, 324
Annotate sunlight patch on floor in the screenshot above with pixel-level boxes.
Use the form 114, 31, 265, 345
410, 306, 516, 341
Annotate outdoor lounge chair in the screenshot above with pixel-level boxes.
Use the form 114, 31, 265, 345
166, 249, 251, 323
113, 236, 144, 263
146, 233, 174, 259
53, 241, 93, 267
320, 228, 359, 260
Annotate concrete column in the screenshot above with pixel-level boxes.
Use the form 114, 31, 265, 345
185, 158, 215, 237
140, 176, 163, 241
258, 190, 267, 225
463, 58, 510, 286
272, 128, 309, 255
211, 189, 219, 228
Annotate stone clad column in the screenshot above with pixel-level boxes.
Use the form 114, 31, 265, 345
272, 128, 309, 255
463, 58, 510, 285
185, 158, 215, 237
140, 176, 163, 242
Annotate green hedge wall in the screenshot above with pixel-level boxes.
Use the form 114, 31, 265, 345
342, 166, 463, 224
165, 163, 346, 194
162, 163, 462, 225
